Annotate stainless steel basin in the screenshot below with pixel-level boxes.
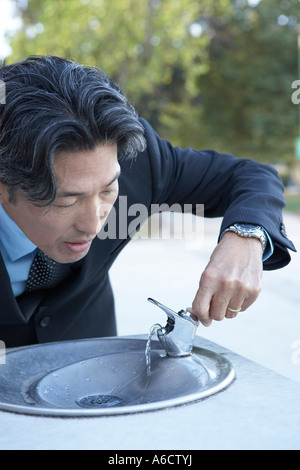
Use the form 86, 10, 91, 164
0, 337, 235, 416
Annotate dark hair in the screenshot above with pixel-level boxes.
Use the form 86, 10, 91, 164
0, 55, 146, 206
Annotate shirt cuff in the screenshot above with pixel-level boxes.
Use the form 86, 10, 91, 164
261, 227, 274, 262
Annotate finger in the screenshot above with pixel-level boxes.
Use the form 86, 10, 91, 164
225, 307, 241, 319
188, 283, 213, 326
225, 310, 239, 319
226, 280, 261, 316
240, 288, 261, 311
190, 270, 219, 326
186, 307, 212, 327
225, 295, 245, 318
225, 283, 261, 319
208, 294, 229, 322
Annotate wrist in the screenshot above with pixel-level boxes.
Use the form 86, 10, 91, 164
221, 223, 267, 253
221, 229, 264, 254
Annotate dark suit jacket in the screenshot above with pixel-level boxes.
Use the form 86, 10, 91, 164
0, 119, 296, 347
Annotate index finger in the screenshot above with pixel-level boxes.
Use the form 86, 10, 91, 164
187, 281, 213, 327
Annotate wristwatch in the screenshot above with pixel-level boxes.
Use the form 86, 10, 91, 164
222, 224, 267, 252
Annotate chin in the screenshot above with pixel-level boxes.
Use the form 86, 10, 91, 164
48, 249, 87, 264
61, 252, 88, 264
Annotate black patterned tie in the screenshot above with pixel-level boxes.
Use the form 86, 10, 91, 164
26, 249, 70, 293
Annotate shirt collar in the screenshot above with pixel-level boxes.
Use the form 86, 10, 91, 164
0, 204, 37, 262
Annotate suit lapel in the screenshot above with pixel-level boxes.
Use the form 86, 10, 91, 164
0, 251, 31, 324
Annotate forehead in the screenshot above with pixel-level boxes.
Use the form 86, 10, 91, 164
54, 144, 119, 189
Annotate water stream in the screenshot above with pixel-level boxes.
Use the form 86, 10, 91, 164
145, 323, 162, 376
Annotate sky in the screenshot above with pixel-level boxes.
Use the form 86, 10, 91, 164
0, 0, 22, 59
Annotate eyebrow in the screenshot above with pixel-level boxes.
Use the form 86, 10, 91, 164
56, 170, 121, 198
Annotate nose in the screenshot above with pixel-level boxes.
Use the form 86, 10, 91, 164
74, 198, 110, 236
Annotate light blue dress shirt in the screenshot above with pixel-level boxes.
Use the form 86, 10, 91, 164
261, 229, 274, 261
0, 204, 37, 296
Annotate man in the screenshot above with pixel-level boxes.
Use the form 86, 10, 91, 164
0, 56, 296, 347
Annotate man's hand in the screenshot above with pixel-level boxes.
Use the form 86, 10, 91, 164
187, 231, 263, 326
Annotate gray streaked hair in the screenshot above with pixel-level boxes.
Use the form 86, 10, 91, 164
0, 56, 146, 206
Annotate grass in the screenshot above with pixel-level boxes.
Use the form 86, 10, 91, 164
284, 192, 300, 214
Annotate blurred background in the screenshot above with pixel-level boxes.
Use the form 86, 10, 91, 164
0, 0, 299, 382
1, 0, 300, 187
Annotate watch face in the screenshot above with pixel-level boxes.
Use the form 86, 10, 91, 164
234, 224, 260, 233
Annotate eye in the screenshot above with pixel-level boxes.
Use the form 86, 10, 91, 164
102, 188, 117, 196
54, 201, 77, 209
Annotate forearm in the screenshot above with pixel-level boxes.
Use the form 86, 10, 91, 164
141, 118, 296, 268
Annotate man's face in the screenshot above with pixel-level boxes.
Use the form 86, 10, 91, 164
0, 143, 120, 263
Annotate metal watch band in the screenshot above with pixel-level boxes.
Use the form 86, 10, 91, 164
222, 224, 267, 252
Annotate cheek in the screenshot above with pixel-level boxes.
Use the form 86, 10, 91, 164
31, 213, 73, 244
106, 196, 118, 218
15, 210, 47, 240
100, 192, 119, 216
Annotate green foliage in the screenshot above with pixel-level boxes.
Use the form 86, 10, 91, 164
4, 0, 300, 164
196, 0, 300, 162
284, 192, 300, 213
7, 0, 212, 124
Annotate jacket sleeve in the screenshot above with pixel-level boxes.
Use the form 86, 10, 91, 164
139, 118, 296, 270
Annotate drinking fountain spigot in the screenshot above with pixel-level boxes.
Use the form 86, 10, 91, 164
147, 298, 200, 357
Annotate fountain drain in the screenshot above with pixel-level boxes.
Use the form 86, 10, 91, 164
76, 394, 125, 408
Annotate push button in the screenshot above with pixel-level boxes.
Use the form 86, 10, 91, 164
39, 316, 51, 328
280, 222, 288, 239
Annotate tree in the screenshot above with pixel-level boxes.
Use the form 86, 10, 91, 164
6, 0, 218, 131
196, 0, 299, 163
5, 0, 299, 165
